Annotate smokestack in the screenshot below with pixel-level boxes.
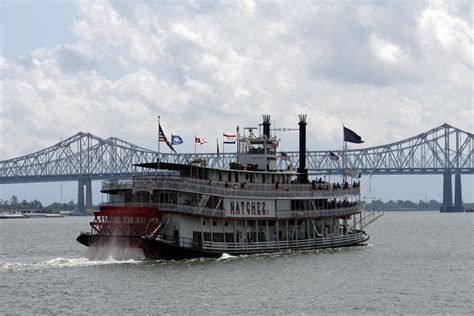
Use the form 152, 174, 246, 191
298, 114, 308, 183
262, 115, 271, 139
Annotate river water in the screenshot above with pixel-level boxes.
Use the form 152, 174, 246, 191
1, 212, 472, 314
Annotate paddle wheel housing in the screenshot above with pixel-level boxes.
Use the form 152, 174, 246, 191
76, 205, 162, 249
90, 205, 161, 237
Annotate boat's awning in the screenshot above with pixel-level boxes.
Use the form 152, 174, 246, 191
134, 162, 205, 172
134, 161, 301, 175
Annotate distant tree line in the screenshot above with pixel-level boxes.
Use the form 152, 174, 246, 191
365, 199, 474, 211
0, 196, 78, 213
1, 196, 472, 213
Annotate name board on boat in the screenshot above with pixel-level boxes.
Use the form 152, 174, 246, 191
224, 199, 275, 218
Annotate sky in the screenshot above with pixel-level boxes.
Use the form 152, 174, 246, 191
0, 0, 473, 205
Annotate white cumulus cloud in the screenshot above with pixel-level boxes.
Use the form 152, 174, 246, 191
1, 0, 472, 160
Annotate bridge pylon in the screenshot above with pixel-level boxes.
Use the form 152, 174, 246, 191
77, 178, 92, 214
440, 172, 464, 212
453, 174, 464, 212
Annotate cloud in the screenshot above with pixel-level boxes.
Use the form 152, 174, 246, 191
369, 34, 402, 64
0, 0, 472, 161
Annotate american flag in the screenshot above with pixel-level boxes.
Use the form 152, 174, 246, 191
159, 125, 167, 142
159, 124, 176, 153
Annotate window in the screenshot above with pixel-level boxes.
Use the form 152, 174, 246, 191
213, 232, 224, 242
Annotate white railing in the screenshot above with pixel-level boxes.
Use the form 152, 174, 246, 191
102, 176, 360, 199
101, 202, 360, 219
201, 232, 366, 252
277, 206, 359, 218
101, 202, 226, 217
102, 179, 133, 190
357, 208, 384, 228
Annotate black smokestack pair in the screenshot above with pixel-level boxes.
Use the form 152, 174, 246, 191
262, 115, 271, 139
298, 114, 308, 183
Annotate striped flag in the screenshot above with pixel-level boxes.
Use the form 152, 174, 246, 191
223, 133, 236, 144
159, 124, 176, 153
159, 125, 167, 142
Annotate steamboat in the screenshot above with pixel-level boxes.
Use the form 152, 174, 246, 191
77, 115, 368, 259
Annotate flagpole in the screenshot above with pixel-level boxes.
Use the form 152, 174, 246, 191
216, 137, 220, 168
194, 136, 197, 156
342, 124, 346, 183
157, 115, 161, 173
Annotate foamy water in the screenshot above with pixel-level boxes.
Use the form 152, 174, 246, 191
217, 253, 237, 260
85, 245, 145, 261
0, 257, 142, 271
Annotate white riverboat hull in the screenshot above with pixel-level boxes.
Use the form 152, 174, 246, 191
142, 231, 369, 259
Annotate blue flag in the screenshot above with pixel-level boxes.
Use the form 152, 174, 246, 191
171, 135, 183, 145
343, 127, 364, 143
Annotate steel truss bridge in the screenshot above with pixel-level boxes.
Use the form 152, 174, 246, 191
1, 123, 472, 212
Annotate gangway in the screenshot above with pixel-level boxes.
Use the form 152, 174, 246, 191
358, 208, 384, 229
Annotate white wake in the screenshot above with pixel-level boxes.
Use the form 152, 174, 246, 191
0, 256, 141, 271
217, 253, 237, 260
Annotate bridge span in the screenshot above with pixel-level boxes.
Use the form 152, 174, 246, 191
1, 123, 472, 212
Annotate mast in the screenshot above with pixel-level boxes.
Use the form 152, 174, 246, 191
157, 115, 161, 173
342, 124, 346, 183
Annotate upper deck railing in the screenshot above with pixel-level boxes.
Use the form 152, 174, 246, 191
102, 202, 360, 219
102, 176, 360, 199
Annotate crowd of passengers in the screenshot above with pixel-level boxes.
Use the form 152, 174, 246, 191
217, 178, 361, 191
312, 179, 360, 191
326, 199, 358, 209
183, 199, 199, 206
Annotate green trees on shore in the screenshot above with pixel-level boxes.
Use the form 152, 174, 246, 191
365, 199, 473, 210
1, 196, 472, 212
0, 196, 77, 213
